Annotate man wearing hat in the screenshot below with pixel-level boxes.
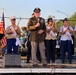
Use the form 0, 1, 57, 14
6, 16, 21, 54
27, 8, 47, 67
59, 18, 74, 64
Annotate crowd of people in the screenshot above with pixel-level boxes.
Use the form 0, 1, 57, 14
3, 7, 76, 67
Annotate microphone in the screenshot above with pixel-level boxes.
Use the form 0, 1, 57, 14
38, 18, 40, 23
36, 18, 40, 29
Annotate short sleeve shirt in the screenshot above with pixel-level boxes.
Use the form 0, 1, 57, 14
60, 25, 73, 41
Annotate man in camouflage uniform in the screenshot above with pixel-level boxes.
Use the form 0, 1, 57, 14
27, 8, 47, 67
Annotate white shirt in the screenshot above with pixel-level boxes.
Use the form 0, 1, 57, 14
60, 25, 73, 41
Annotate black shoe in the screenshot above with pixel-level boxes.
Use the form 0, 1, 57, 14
33, 64, 39, 67
62, 61, 64, 64
52, 60, 55, 63
52, 61, 55, 63
47, 61, 50, 64
43, 64, 48, 67
69, 62, 72, 64
26, 61, 30, 63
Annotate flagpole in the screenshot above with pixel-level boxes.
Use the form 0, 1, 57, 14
2, 8, 4, 19
2, 8, 5, 28
1, 8, 7, 47
17, 17, 21, 25
2, 8, 4, 13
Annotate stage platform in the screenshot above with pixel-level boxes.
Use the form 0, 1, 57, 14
0, 68, 76, 74
0, 56, 76, 74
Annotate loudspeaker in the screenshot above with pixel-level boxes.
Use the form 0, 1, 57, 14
3, 54, 21, 67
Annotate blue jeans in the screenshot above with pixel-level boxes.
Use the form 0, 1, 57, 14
61, 40, 72, 63
7, 39, 18, 54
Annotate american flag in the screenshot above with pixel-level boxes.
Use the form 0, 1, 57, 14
1, 9, 6, 47
0, 21, 3, 33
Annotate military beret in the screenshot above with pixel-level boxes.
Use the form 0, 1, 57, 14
63, 18, 68, 22
33, 8, 41, 13
10, 16, 16, 20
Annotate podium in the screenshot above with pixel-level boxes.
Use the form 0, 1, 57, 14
3, 54, 21, 67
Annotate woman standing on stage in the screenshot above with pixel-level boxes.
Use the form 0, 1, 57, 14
60, 18, 74, 64
45, 18, 58, 63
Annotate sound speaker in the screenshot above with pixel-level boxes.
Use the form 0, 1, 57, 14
3, 54, 21, 67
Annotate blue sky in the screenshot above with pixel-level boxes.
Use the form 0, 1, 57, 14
0, 0, 76, 28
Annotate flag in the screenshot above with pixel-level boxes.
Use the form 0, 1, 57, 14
0, 21, 3, 34
2, 9, 5, 28
1, 9, 6, 48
